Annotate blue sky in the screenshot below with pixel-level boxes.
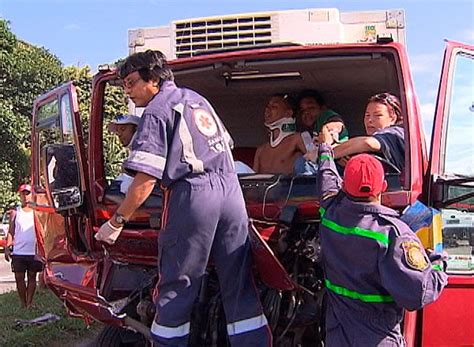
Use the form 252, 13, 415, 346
1, 0, 473, 135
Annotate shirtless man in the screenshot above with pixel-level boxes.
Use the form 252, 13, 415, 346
253, 94, 306, 174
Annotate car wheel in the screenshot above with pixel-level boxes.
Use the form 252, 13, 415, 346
95, 326, 147, 347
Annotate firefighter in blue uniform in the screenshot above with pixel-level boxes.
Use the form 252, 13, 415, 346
317, 125, 448, 346
95, 50, 272, 346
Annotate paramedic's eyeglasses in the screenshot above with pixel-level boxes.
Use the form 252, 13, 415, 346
123, 76, 142, 89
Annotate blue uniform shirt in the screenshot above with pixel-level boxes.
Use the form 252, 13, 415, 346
317, 143, 448, 346
123, 81, 235, 187
131, 83, 271, 345
372, 125, 405, 173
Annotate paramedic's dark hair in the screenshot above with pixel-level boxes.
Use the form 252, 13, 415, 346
298, 89, 326, 107
118, 50, 174, 85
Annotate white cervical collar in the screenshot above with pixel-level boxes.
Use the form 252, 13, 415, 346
265, 117, 296, 147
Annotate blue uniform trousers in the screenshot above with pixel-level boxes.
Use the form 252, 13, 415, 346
151, 173, 272, 346
325, 304, 405, 346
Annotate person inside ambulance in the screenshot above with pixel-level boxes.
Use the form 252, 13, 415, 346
331, 92, 405, 173
297, 89, 348, 139
95, 49, 272, 346
107, 114, 141, 194
317, 126, 448, 346
253, 94, 307, 174
108, 114, 140, 148
294, 90, 349, 175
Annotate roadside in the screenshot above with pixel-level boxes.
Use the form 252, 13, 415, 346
0, 255, 16, 294
0, 257, 102, 346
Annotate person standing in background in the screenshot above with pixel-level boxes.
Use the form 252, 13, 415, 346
4, 184, 44, 308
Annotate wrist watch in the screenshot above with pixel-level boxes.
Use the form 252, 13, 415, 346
113, 213, 127, 226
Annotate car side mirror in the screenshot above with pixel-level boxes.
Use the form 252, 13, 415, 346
42, 144, 82, 211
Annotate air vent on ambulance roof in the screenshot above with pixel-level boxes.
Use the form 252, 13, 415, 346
174, 15, 272, 58
128, 8, 406, 59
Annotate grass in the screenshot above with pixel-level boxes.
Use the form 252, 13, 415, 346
0, 288, 101, 347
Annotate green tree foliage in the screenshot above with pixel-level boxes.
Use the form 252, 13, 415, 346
103, 83, 129, 179
0, 19, 65, 207
63, 65, 129, 179
0, 162, 17, 210
0, 20, 65, 123
0, 19, 129, 206
64, 65, 93, 141
0, 100, 30, 182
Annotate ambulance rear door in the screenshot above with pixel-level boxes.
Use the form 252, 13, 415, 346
423, 40, 474, 346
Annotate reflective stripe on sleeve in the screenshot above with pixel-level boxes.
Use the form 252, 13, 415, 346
319, 154, 332, 161
227, 313, 268, 336
321, 216, 390, 245
151, 320, 190, 338
128, 150, 166, 171
325, 279, 394, 303
319, 207, 326, 217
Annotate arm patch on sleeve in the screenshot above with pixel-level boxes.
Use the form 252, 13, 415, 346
402, 241, 429, 271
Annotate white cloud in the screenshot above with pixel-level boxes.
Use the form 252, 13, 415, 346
64, 24, 81, 31
441, 80, 474, 175
421, 102, 436, 122
459, 29, 474, 43
409, 53, 441, 74
421, 102, 436, 136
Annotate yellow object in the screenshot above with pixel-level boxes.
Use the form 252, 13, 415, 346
415, 212, 443, 252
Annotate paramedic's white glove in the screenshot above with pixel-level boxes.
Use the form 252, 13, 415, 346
95, 220, 123, 245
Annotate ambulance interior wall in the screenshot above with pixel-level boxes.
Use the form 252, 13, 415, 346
174, 52, 400, 150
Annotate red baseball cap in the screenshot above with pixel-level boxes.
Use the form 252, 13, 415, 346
18, 184, 32, 193
343, 154, 387, 198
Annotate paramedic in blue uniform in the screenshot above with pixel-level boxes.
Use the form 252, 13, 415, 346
94, 50, 272, 346
317, 125, 448, 346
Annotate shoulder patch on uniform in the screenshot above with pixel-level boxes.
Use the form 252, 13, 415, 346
402, 241, 428, 271
193, 108, 217, 137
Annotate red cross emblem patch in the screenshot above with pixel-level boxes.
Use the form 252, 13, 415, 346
193, 109, 218, 137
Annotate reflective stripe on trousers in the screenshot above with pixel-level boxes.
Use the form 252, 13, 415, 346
227, 313, 268, 336
151, 320, 190, 339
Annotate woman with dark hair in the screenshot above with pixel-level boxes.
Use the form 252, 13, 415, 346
331, 92, 405, 173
